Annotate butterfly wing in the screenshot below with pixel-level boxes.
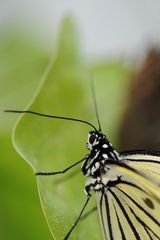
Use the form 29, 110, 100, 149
121, 150, 160, 184
95, 162, 160, 240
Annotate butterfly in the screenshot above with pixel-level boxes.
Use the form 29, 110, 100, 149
5, 83, 160, 240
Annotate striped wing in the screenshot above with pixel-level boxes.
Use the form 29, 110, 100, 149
96, 162, 160, 240
121, 150, 160, 184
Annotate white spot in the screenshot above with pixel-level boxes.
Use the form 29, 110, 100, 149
95, 162, 100, 168
101, 176, 109, 185
103, 154, 108, 159
86, 169, 91, 176
94, 184, 102, 190
91, 162, 100, 173
103, 144, 108, 148
93, 140, 99, 146
87, 143, 92, 150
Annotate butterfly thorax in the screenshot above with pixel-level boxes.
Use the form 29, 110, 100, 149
81, 131, 121, 194
81, 131, 120, 178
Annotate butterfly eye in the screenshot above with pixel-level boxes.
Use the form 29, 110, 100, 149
89, 134, 96, 144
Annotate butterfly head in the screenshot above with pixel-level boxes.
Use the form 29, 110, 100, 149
87, 131, 107, 150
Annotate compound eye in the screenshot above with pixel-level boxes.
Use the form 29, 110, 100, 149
89, 134, 96, 144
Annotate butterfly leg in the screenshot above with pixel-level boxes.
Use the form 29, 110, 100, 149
36, 156, 88, 176
80, 206, 97, 221
63, 182, 96, 239
64, 193, 91, 240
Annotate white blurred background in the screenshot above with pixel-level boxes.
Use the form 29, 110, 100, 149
1, 0, 160, 59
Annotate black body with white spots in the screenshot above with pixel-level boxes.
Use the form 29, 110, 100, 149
82, 131, 120, 194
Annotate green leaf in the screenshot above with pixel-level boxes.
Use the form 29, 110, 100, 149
13, 17, 131, 239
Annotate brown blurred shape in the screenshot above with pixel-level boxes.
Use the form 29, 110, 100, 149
119, 49, 160, 151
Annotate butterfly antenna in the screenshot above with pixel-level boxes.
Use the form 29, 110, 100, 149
90, 77, 102, 131
4, 110, 97, 131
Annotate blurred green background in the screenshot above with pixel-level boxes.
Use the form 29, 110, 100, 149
0, 31, 53, 239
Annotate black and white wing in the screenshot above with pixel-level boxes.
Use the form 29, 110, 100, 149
121, 150, 160, 184
96, 162, 160, 240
